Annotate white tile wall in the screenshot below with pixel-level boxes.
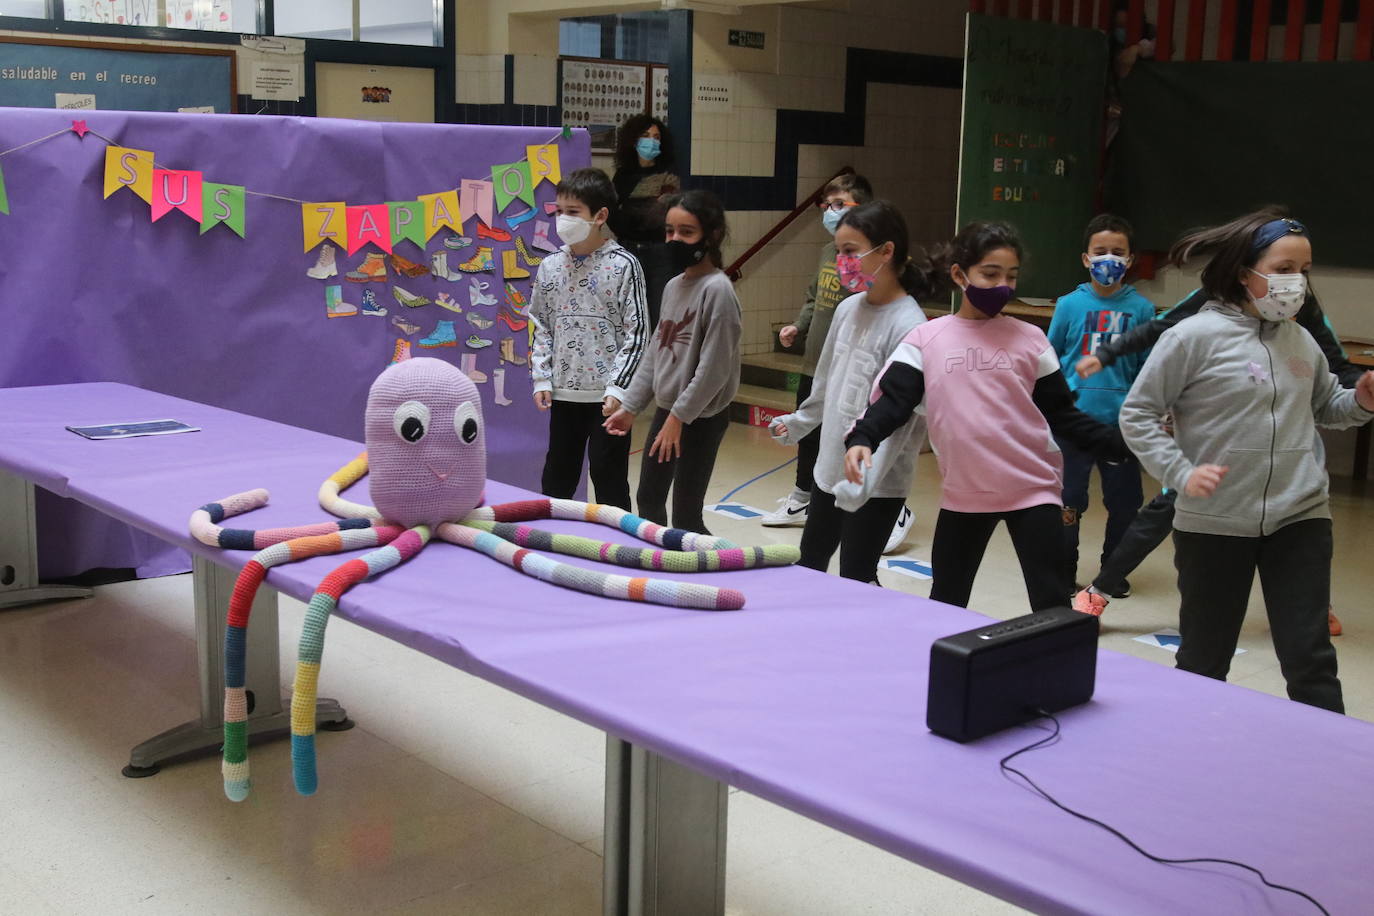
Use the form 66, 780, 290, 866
456, 53, 505, 105
513, 54, 557, 107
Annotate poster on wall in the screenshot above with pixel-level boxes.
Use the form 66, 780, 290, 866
652, 66, 669, 123
166, 0, 233, 30
559, 58, 649, 151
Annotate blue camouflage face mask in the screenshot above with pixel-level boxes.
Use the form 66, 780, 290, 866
1087, 253, 1128, 287
636, 137, 662, 161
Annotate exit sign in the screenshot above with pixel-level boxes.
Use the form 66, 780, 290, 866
728, 29, 765, 50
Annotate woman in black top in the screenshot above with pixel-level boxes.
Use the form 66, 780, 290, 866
610, 114, 680, 327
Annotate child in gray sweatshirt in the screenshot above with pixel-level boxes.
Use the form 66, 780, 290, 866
1120, 211, 1374, 713
605, 191, 741, 534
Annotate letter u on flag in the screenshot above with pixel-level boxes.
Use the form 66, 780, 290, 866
346, 204, 393, 255
103, 147, 154, 203
201, 183, 246, 237
151, 170, 204, 222
302, 202, 346, 252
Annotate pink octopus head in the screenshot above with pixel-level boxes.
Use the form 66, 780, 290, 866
365, 357, 487, 527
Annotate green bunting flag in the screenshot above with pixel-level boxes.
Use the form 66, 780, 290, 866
200, 182, 245, 237
0, 163, 9, 215
388, 200, 426, 249
491, 160, 535, 213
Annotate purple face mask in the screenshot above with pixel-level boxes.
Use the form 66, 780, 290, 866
962, 281, 1015, 317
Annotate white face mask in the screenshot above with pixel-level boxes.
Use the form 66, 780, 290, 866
556, 213, 596, 246
1247, 268, 1306, 321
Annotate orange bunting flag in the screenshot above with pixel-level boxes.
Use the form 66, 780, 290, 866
150, 169, 204, 223
417, 190, 461, 242
103, 146, 154, 203
346, 204, 393, 255
302, 201, 347, 253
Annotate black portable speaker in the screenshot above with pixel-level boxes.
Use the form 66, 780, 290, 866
926, 607, 1099, 742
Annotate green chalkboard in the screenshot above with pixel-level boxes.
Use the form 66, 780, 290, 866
956, 14, 1107, 299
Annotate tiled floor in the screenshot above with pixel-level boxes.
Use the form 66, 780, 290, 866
3, 421, 1370, 914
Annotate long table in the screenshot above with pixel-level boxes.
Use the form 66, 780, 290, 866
2, 382, 1372, 915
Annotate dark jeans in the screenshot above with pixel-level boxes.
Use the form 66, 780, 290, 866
930, 504, 1068, 613
1173, 519, 1342, 713
794, 373, 821, 494
635, 407, 731, 534
540, 400, 632, 511
622, 241, 672, 328
798, 488, 905, 583
1060, 440, 1142, 587
1093, 489, 1177, 594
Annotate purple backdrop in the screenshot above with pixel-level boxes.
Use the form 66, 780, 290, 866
0, 108, 588, 576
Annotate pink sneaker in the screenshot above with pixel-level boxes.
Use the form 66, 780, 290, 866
1072, 588, 1108, 617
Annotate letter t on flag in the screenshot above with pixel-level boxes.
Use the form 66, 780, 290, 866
346, 204, 393, 254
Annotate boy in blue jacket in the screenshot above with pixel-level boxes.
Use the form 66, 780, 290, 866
1047, 214, 1158, 594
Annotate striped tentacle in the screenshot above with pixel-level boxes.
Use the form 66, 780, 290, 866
191, 488, 382, 550
436, 522, 748, 611
318, 451, 383, 520
462, 518, 798, 573
221, 523, 406, 802
466, 498, 744, 552
290, 525, 431, 796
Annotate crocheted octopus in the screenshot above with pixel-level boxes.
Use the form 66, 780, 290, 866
190, 358, 798, 801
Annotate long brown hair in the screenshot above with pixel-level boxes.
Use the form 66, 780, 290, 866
1168, 205, 1297, 306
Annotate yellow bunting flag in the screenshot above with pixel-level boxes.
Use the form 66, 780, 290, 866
103, 146, 154, 203
302, 201, 346, 252
527, 144, 561, 187
201, 183, 246, 237
417, 190, 461, 242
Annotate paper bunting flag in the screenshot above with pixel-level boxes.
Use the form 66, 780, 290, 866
492, 161, 535, 213
103, 146, 154, 203
151, 170, 204, 223
417, 190, 461, 242
302, 202, 346, 252
527, 145, 561, 188
388, 201, 425, 250
460, 179, 493, 228
201, 183, 245, 237
0, 164, 8, 215
346, 204, 393, 255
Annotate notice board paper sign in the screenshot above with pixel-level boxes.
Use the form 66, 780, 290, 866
56, 92, 96, 110
693, 72, 734, 113
178, 105, 214, 113
251, 60, 302, 101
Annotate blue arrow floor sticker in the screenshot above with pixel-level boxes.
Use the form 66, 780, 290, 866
706, 502, 765, 519
1133, 628, 1245, 656
881, 557, 933, 580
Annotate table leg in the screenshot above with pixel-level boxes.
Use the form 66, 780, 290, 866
124, 555, 350, 776
1354, 422, 1370, 482
603, 736, 727, 916
0, 470, 93, 610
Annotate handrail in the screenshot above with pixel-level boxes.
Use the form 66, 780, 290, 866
725, 166, 854, 282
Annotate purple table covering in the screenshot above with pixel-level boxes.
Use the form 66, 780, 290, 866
2, 382, 1371, 915
0, 108, 588, 577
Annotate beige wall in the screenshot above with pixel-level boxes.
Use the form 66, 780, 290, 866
316, 62, 435, 123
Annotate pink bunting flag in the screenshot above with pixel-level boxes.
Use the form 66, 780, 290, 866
460, 179, 494, 229
346, 204, 393, 255
150, 169, 204, 223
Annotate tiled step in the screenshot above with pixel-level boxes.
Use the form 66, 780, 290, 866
740, 351, 805, 390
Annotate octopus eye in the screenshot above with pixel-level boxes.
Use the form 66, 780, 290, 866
392, 401, 430, 443
454, 401, 480, 445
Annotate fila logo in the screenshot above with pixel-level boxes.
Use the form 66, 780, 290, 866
944, 347, 1013, 372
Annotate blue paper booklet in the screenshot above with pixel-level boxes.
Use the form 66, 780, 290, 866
66, 419, 200, 440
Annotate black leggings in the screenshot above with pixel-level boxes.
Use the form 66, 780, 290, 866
635, 408, 730, 534
540, 400, 632, 511
798, 488, 905, 583
930, 504, 1068, 613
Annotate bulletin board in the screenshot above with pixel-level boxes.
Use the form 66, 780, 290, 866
558, 56, 668, 152
0, 37, 236, 113
955, 15, 1106, 298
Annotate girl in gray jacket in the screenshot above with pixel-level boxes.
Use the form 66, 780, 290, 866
1120, 208, 1374, 713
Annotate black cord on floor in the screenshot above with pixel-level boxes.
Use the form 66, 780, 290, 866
999, 711, 1330, 916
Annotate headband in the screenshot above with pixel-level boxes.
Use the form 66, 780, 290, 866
1251, 218, 1307, 255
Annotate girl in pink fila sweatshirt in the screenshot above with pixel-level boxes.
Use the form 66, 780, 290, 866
844, 221, 1128, 613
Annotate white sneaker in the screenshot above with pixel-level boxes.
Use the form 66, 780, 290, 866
883, 504, 913, 554
759, 491, 810, 527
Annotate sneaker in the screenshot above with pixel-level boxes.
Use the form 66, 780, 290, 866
443, 233, 474, 250
759, 491, 810, 528
465, 334, 493, 349
1072, 588, 1108, 617
883, 504, 913, 554
1330, 607, 1342, 637
1100, 579, 1131, 599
